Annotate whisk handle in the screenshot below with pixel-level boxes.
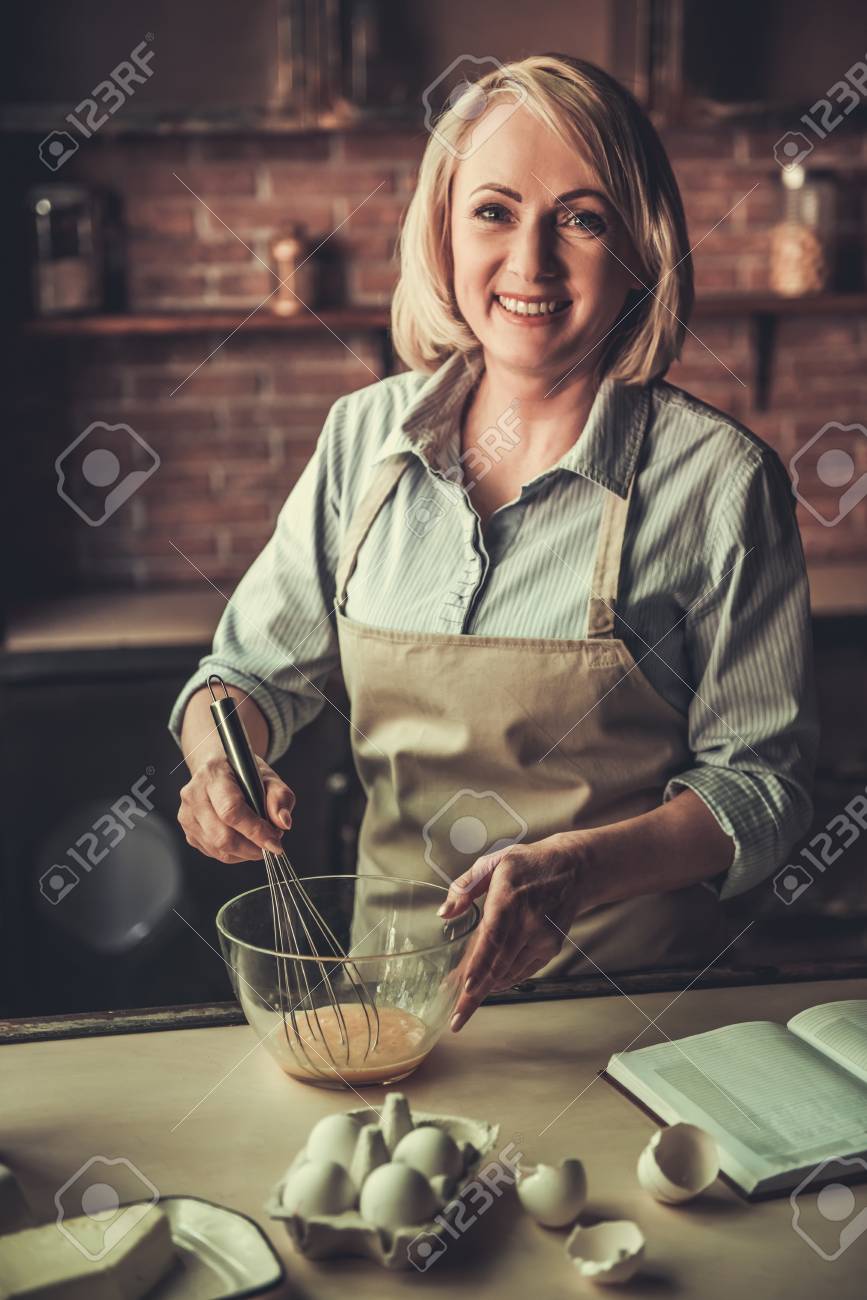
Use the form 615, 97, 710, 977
208, 683, 268, 821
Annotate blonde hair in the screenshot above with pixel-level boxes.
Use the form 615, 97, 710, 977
391, 53, 693, 385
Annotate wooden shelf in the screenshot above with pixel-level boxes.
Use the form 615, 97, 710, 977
808, 562, 867, 618
17, 294, 867, 342
21, 306, 391, 338
3, 588, 224, 653
693, 292, 867, 317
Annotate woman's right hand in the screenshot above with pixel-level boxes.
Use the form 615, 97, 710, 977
178, 755, 297, 863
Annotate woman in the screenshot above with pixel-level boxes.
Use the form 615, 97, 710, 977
171, 54, 818, 1033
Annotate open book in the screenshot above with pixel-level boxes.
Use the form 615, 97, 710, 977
604, 999, 867, 1198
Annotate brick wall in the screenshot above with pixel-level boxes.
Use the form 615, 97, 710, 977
12, 121, 867, 597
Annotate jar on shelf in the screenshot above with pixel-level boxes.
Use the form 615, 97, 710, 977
770, 165, 838, 296
269, 226, 317, 317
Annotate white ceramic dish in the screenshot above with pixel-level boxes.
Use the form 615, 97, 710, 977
128, 1197, 284, 1298
267, 1106, 499, 1270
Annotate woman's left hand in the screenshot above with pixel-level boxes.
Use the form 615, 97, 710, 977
438, 831, 590, 1032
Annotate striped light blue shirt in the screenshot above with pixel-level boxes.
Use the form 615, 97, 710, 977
169, 349, 819, 901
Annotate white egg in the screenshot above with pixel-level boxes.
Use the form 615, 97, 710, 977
393, 1125, 464, 1180
305, 1113, 363, 1171
280, 1160, 357, 1217
359, 1161, 439, 1231
516, 1158, 587, 1227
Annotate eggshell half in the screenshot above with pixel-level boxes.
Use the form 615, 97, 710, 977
516, 1159, 587, 1227
637, 1123, 720, 1204
566, 1219, 645, 1284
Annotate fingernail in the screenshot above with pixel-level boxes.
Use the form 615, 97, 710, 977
279, 811, 292, 829
464, 975, 476, 994
266, 840, 283, 854
450, 1013, 464, 1032
437, 900, 451, 917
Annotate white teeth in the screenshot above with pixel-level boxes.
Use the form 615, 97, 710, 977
496, 296, 566, 317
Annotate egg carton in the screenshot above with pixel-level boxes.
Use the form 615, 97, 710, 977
266, 1106, 499, 1270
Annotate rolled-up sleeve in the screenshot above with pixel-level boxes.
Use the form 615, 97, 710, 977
168, 396, 347, 764
663, 447, 820, 900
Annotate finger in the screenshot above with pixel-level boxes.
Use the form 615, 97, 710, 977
209, 769, 284, 853
437, 852, 499, 918
450, 918, 519, 1032
196, 805, 266, 862
263, 773, 296, 831
505, 956, 541, 988
489, 944, 534, 991
182, 813, 252, 864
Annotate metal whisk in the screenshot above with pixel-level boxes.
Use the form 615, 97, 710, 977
208, 676, 380, 1080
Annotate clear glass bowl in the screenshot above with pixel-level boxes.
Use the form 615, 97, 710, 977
216, 875, 480, 1089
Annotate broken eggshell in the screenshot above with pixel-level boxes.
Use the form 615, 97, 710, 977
566, 1220, 645, 1285
637, 1123, 720, 1204
516, 1158, 588, 1228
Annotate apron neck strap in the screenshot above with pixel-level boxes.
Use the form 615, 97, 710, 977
335, 454, 411, 609
586, 476, 637, 639
335, 445, 639, 639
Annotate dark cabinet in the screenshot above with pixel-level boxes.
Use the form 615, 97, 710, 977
0, 646, 357, 1017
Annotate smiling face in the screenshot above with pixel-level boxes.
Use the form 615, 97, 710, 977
449, 103, 644, 381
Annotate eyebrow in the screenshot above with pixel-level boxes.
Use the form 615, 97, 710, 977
469, 183, 608, 204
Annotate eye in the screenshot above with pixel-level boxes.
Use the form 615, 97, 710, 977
562, 209, 608, 238
472, 203, 512, 223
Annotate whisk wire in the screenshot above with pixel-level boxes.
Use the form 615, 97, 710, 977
208, 675, 381, 1078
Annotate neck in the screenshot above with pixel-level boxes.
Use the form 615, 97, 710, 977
467, 352, 601, 460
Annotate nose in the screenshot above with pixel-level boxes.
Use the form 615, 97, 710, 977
505, 213, 561, 285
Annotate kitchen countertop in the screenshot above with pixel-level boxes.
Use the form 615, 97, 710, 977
3, 975, 866, 1298
4, 559, 867, 655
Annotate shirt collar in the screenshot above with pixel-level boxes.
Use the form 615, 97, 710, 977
374, 349, 651, 498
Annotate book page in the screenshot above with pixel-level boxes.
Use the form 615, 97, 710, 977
788, 1000, 867, 1085
609, 1021, 867, 1174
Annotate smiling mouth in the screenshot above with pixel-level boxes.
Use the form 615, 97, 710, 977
493, 294, 572, 320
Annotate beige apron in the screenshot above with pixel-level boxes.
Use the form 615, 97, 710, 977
333, 443, 729, 978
